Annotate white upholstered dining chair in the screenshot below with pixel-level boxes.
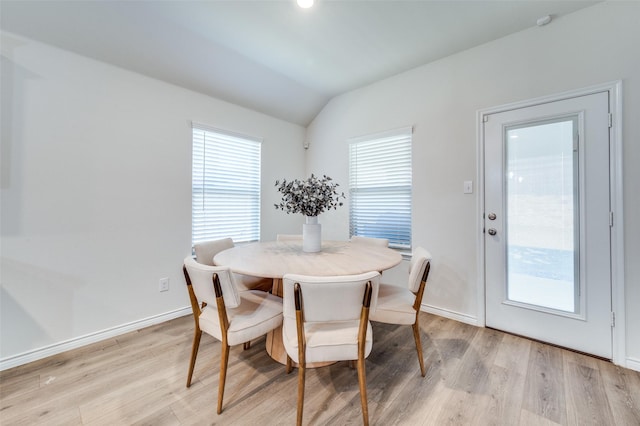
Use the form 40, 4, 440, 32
282, 271, 380, 426
194, 238, 272, 292
369, 246, 432, 376
350, 235, 389, 247
194, 237, 234, 266
276, 234, 303, 242
182, 256, 283, 414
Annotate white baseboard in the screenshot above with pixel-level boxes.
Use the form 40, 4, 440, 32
626, 357, 640, 372
421, 303, 479, 326
0, 307, 192, 372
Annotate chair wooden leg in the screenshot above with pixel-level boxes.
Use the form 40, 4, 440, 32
217, 343, 230, 414
412, 321, 426, 377
286, 355, 293, 374
296, 363, 306, 426
356, 356, 369, 426
244, 341, 251, 350
186, 329, 202, 387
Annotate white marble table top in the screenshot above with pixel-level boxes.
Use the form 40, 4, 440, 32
214, 240, 402, 279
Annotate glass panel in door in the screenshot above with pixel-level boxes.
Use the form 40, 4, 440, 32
505, 118, 579, 313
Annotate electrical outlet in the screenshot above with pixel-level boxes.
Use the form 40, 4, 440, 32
159, 277, 170, 292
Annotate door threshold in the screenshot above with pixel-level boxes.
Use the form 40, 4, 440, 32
486, 326, 612, 363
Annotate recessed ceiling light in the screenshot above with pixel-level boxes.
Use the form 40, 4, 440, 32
297, 0, 314, 9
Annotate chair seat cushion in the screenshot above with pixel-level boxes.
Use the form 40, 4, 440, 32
199, 290, 283, 346
282, 319, 373, 363
369, 283, 416, 325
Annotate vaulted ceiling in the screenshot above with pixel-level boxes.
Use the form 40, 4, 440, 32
1, 1, 599, 126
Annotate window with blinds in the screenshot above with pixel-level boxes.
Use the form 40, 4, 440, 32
349, 127, 412, 250
192, 124, 261, 246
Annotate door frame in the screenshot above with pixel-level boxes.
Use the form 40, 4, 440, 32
476, 81, 625, 366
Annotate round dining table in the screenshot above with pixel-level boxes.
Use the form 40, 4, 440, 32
214, 240, 402, 365
214, 240, 402, 279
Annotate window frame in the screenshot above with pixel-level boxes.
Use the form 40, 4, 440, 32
191, 123, 262, 248
348, 126, 413, 251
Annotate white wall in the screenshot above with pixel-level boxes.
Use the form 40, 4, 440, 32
2, 2, 638, 370
305, 2, 640, 367
0, 32, 305, 364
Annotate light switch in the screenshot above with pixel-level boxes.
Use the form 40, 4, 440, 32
463, 181, 473, 194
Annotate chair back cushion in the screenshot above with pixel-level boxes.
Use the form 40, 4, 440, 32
407, 247, 432, 292
282, 271, 380, 323
183, 256, 241, 308
194, 238, 234, 266
276, 234, 303, 242
350, 236, 389, 247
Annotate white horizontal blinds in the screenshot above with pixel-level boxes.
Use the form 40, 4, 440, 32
349, 127, 412, 250
192, 125, 261, 245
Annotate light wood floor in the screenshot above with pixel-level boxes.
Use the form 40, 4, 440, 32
1, 314, 639, 425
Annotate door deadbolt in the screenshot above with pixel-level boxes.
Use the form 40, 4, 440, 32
487, 228, 497, 236
488, 213, 497, 220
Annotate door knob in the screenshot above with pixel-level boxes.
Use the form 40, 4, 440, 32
488, 228, 497, 236
488, 213, 497, 220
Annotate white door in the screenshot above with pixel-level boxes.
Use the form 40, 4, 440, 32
484, 91, 612, 359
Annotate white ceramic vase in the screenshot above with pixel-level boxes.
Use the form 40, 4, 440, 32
302, 215, 322, 253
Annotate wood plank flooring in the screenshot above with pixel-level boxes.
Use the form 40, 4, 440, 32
1, 314, 639, 425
